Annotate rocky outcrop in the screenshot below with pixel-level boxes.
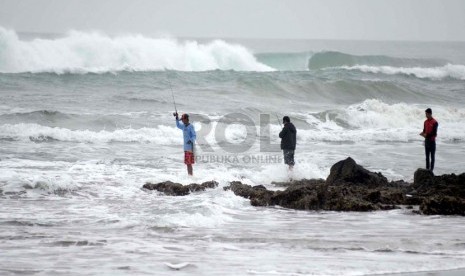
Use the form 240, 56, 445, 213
224, 181, 275, 206
326, 157, 388, 187
225, 158, 404, 212
224, 157, 465, 216
226, 179, 400, 212
142, 158, 465, 216
412, 169, 465, 197
411, 169, 465, 215
411, 169, 435, 195
420, 196, 465, 215
143, 181, 218, 196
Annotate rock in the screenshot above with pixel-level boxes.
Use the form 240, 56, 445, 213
143, 181, 189, 196
433, 173, 465, 198
143, 181, 218, 196
187, 180, 219, 192
143, 158, 465, 216
224, 179, 398, 212
270, 180, 326, 210
378, 188, 405, 204
224, 158, 415, 212
324, 185, 380, 211
412, 169, 465, 198
326, 157, 388, 188
412, 169, 435, 194
420, 196, 465, 215
225, 181, 274, 206
413, 172, 465, 215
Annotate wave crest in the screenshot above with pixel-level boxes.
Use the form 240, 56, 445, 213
0, 123, 184, 144
0, 27, 274, 73
308, 51, 446, 70
338, 64, 465, 80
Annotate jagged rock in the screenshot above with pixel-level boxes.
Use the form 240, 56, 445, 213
143, 181, 218, 196
411, 171, 465, 215
412, 169, 465, 198
420, 196, 465, 215
225, 179, 399, 212
143, 158, 465, 216
230, 158, 464, 215
326, 157, 388, 188
378, 188, 406, 204
270, 180, 326, 210
412, 169, 435, 194
187, 181, 219, 192
324, 186, 378, 211
143, 181, 189, 196
432, 173, 465, 198
224, 181, 274, 206
224, 158, 406, 212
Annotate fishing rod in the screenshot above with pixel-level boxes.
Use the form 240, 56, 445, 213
168, 78, 178, 115
275, 113, 282, 128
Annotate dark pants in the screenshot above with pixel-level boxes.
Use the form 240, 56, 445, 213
283, 149, 295, 166
425, 140, 436, 171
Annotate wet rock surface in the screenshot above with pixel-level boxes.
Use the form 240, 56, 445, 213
142, 158, 464, 215
412, 169, 465, 215
326, 157, 389, 188
143, 181, 218, 196
225, 157, 465, 216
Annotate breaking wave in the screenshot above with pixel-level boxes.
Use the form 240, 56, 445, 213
337, 64, 465, 80
1, 100, 464, 144
0, 123, 182, 144
0, 27, 274, 73
302, 99, 465, 143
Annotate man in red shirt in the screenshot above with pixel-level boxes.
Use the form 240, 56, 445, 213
419, 108, 439, 171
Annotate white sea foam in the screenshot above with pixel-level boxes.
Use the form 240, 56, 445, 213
0, 123, 182, 144
0, 27, 274, 73
155, 198, 237, 228
0, 170, 79, 194
2, 100, 464, 145
301, 99, 465, 143
339, 64, 465, 80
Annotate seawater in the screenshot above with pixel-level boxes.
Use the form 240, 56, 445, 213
1, 27, 465, 275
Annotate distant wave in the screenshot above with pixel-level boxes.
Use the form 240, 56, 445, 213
301, 99, 465, 143
2, 100, 464, 144
0, 27, 274, 73
337, 64, 465, 80
308, 51, 447, 70
0, 110, 71, 119
255, 52, 312, 71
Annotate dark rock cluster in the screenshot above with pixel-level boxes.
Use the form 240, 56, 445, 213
224, 157, 465, 216
411, 169, 465, 215
142, 157, 465, 216
224, 158, 405, 212
143, 181, 218, 196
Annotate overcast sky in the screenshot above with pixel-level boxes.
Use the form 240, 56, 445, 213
0, 0, 464, 41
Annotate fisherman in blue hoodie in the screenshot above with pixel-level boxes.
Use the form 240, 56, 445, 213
174, 112, 197, 176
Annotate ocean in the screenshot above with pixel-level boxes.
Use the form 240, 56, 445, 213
1, 27, 465, 275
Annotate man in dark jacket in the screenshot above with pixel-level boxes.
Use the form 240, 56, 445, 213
419, 108, 438, 171
279, 116, 297, 170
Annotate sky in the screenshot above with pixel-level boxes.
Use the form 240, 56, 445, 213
0, 0, 464, 41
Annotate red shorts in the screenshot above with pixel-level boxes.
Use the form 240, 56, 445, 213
184, 151, 195, 165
